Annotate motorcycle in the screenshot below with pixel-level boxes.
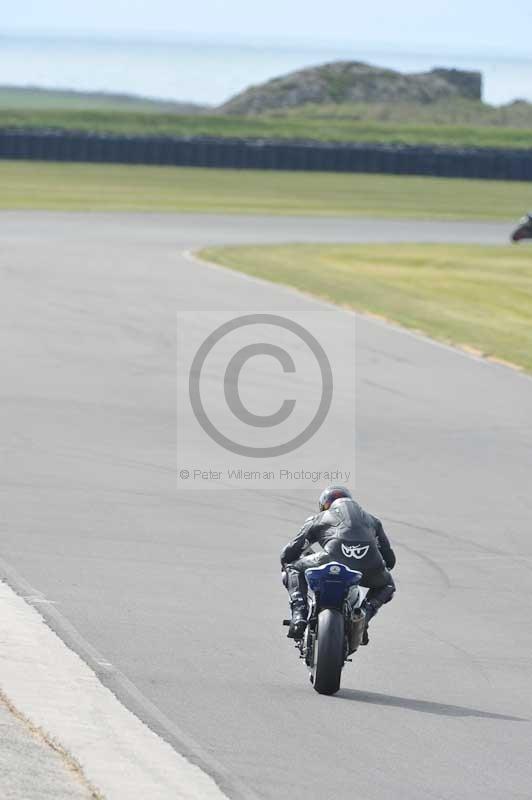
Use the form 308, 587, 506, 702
511, 213, 532, 242
283, 561, 367, 695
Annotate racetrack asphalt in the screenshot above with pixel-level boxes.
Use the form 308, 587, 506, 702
1, 211, 531, 800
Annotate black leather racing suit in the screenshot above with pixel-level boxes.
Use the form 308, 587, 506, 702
281, 497, 396, 620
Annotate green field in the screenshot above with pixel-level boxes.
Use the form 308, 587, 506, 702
200, 244, 532, 372
0, 160, 530, 219
0, 86, 202, 113
2, 102, 532, 149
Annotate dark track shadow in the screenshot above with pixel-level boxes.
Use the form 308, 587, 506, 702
336, 689, 527, 721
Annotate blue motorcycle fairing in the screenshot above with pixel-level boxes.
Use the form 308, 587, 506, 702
305, 562, 362, 610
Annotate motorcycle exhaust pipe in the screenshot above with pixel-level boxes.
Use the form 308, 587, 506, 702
348, 608, 366, 653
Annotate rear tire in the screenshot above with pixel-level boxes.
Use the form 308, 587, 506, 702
312, 609, 344, 695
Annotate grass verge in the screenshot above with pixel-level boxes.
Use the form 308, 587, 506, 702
2, 103, 532, 148
200, 243, 532, 372
0, 160, 529, 219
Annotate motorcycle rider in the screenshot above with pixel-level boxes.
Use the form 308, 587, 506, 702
511, 211, 532, 242
281, 486, 396, 642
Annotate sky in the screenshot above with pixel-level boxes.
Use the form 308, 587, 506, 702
4, 0, 532, 54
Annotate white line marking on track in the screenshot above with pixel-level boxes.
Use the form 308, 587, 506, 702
25, 596, 58, 604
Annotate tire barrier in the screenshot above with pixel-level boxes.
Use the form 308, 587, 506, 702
0, 129, 531, 181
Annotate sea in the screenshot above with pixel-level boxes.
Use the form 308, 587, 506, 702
1, 33, 532, 107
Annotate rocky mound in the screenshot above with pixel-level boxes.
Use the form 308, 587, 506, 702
220, 61, 482, 115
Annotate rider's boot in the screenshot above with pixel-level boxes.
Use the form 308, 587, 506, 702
361, 600, 378, 646
361, 578, 395, 645
283, 568, 308, 639
288, 599, 308, 639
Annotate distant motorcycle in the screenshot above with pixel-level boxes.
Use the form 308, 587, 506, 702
283, 562, 367, 695
511, 213, 532, 242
